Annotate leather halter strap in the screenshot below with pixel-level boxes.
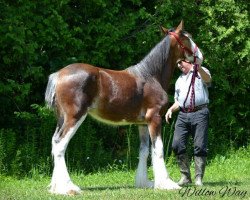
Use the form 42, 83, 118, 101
169, 31, 194, 55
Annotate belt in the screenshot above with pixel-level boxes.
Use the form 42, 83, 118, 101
180, 104, 208, 113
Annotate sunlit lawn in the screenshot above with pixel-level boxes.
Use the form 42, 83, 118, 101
1, 147, 249, 200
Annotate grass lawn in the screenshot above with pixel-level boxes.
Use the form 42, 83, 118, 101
0, 147, 249, 200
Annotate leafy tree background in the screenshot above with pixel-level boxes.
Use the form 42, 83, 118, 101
0, 0, 249, 176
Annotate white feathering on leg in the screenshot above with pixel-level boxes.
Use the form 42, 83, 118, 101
152, 136, 181, 190
135, 145, 154, 188
49, 114, 87, 194
135, 126, 154, 188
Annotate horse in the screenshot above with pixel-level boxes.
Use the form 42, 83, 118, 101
45, 21, 203, 195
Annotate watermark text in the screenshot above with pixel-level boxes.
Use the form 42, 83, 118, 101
179, 186, 247, 199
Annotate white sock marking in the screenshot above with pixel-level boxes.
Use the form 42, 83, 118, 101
152, 136, 181, 190
50, 114, 87, 194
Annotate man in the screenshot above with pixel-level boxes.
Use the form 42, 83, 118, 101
165, 58, 212, 186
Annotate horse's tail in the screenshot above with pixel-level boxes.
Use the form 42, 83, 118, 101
45, 72, 59, 109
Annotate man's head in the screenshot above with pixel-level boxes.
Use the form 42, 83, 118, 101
176, 58, 193, 74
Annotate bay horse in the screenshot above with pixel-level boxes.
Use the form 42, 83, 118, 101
45, 21, 203, 195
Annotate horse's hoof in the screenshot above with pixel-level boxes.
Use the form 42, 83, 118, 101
49, 182, 81, 195
67, 189, 81, 196
154, 179, 181, 190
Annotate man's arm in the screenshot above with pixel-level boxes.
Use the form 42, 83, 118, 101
165, 100, 180, 124
198, 67, 212, 84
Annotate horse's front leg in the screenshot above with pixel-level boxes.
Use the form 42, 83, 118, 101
135, 125, 154, 188
146, 108, 180, 190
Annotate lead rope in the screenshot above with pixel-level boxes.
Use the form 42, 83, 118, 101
183, 45, 200, 112
183, 64, 200, 112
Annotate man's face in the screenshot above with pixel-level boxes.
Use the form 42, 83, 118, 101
177, 60, 193, 74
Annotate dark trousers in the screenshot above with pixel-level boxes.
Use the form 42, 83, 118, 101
172, 108, 209, 157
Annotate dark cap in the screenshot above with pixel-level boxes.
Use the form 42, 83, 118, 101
176, 58, 192, 64
176, 58, 185, 64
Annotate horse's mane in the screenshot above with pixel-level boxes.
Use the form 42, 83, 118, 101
127, 35, 170, 80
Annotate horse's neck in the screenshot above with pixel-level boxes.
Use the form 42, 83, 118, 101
161, 55, 176, 91
138, 54, 175, 92
127, 36, 172, 90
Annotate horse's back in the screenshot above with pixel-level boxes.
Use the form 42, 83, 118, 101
53, 63, 146, 124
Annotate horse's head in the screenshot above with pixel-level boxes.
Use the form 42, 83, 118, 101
161, 20, 203, 66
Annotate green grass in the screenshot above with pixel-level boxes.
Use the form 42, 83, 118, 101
0, 147, 250, 200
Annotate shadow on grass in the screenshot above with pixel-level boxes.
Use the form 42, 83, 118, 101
205, 181, 243, 187
80, 181, 246, 192
81, 185, 135, 191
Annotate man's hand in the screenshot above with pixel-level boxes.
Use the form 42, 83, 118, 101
165, 109, 172, 124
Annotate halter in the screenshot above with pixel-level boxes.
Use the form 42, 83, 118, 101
168, 31, 195, 56
169, 31, 201, 112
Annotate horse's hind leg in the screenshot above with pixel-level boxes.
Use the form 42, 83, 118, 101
135, 125, 154, 188
52, 115, 64, 143
50, 112, 87, 195
49, 112, 87, 195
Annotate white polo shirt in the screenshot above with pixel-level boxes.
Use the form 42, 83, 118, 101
174, 66, 211, 108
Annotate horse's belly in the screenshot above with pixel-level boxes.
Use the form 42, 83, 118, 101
87, 108, 146, 126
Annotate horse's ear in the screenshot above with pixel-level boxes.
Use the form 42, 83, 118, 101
160, 26, 169, 35
176, 20, 184, 33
